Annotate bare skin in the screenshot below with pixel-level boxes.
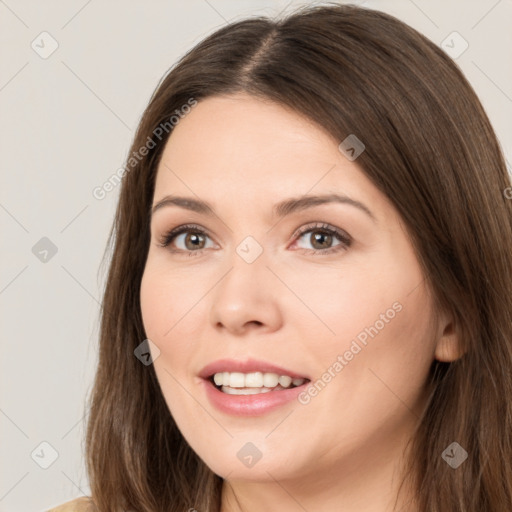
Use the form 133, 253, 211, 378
140, 93, 461, 512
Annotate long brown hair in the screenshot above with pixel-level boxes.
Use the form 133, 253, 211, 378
85, 3, 512, 510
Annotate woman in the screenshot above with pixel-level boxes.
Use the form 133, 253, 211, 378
50, 3, 512, 511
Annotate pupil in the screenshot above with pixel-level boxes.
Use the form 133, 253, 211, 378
186, 233, 205, 250
312, 231, 332, 249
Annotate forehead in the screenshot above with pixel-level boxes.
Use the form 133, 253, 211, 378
159, 94, 333, 170
153, 94, 386, 215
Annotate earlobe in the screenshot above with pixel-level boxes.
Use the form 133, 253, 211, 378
434, 320, 465, 362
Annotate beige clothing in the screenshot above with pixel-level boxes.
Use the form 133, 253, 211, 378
47, 496, 94, 511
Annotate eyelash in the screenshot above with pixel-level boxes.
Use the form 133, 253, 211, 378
156, 222, 352, 257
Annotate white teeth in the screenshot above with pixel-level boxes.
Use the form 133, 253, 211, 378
263, 373, 279, 387
245, 372, 263, 387
278, 375, 292, 387
229, 372, 245, 388
211, 371, 307, 389
221, 386, 273, 395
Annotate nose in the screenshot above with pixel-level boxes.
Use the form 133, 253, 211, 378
209, 250, 283, 335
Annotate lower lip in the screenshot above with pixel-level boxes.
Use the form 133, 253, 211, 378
201, 378, 309, 416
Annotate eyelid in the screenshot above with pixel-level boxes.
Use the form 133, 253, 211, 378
291, 222, 351, 245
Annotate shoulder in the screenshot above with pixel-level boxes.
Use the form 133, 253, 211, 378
46, 496, 95, 512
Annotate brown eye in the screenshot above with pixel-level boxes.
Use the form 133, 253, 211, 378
183, 232, 207, 250
158, 224, 214, 253
309, 231, 333, 250
293, 223, 351, 255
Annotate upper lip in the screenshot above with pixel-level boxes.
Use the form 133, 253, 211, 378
199, 358, 310, 380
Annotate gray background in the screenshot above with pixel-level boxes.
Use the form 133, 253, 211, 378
1, 0, 510, 510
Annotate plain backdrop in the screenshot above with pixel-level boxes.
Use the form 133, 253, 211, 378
0, 0, 511, 510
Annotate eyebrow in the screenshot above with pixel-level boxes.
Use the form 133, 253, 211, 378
150, 193, 376, 223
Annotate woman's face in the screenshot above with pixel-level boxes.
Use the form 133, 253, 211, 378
140, 93, 447, 486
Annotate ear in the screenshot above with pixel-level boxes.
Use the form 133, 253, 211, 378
434, 309, 465, 362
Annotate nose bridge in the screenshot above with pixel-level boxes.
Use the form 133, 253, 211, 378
218, 237, 270, 303
209, 236, 282, 332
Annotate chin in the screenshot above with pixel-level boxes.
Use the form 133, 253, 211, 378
196, 442, 306, 482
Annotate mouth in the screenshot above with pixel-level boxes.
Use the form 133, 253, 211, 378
207, 371, 311, 395
199, 360, 312, 415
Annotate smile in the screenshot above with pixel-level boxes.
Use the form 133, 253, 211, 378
211, 371, 307, 394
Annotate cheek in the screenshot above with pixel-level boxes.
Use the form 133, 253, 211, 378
276, 259, 405, 357
292, 254, 435, 388
140, 269, 168, 340
324, 282, 436, 418
139, 263, 212, 403
299, 287, 436, 449
139, 268, 201, 420
140, 263, 202, 343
